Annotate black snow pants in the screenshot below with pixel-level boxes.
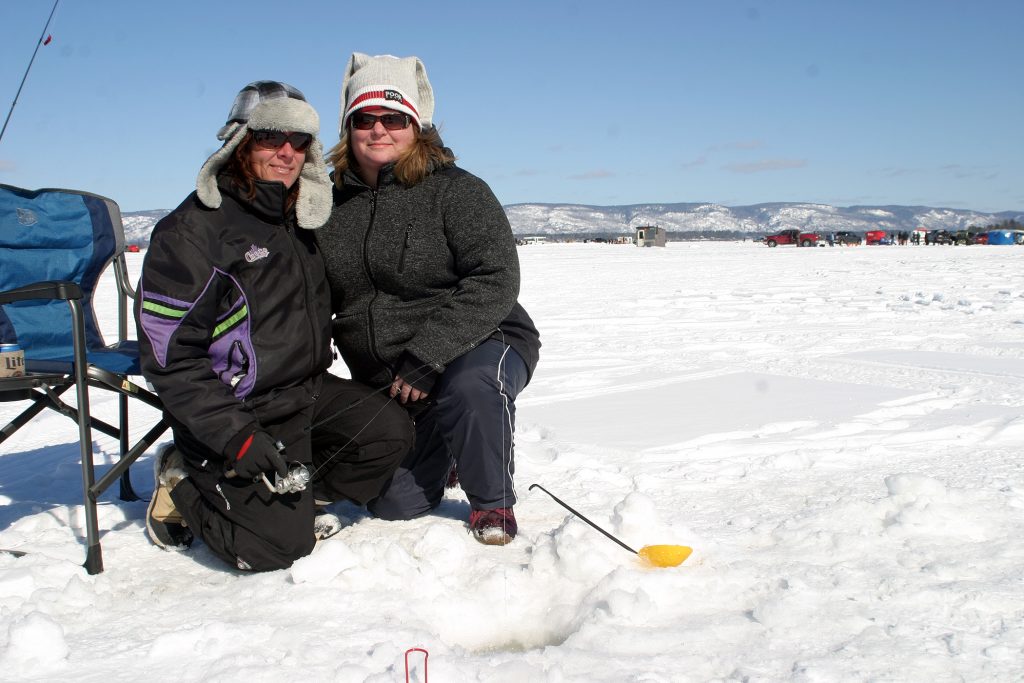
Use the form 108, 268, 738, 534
169, 373, 414, 571
367, 339, 529, 520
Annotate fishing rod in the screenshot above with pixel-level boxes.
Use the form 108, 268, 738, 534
230, 331, 502, 494
0, 0, 61, 145
529, 484, 692, 568
231, 391, 397, 495
229, 357, 439, 493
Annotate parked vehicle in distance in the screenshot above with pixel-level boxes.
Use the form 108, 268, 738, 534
927, 229, 954, 245
952, 230, 972, 245
864, 230, 892, 245
952, 230, 988, 245
831, 231, 862, 246
764, 229, 822, 247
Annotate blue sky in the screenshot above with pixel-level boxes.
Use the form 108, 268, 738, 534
1, 0, 1021, 213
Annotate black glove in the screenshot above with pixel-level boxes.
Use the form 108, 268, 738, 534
232, 431, 288, 481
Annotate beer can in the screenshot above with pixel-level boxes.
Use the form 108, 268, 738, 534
1, 342, 25, 377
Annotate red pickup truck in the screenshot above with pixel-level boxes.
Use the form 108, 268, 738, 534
763, 229, 822, 247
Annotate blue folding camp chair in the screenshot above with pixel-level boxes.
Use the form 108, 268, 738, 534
0, 183, 167, 574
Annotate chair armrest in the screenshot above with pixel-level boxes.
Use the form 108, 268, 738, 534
0, 280, 83, 305
114, 254, 138, 301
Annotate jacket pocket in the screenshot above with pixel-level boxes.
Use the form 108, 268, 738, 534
222, 340, 250, 388
386, 288, 455, 310
396, 224, 412, 274
210, 298, 257, 398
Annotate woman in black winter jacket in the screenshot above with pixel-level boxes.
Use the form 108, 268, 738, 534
316, 54, 540, 545
136, 82, 413, 571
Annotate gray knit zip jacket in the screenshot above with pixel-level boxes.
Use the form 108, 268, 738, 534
316, 162, 540, 392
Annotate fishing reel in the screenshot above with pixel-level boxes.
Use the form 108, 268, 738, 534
256, 439, 310, 495
260, 461, 311, 495
226, 438, 312, 495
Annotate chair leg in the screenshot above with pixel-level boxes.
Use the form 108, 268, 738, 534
66, 300, 104, 575
90, 418, 167, 502
76, 385, 103, 575
117, 392, 141, 501
119, 472, 141, 502
83, 537, 103, 575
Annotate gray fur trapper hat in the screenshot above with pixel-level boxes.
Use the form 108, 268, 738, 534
196, 97, 332, 229
217, 80, 307, 141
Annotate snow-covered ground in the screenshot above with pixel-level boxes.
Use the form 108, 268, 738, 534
2, 242, 1023, 681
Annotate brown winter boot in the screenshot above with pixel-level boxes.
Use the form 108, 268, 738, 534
145, 444, 193, 549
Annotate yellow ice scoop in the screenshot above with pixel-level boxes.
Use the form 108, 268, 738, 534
529, 484, 692, 568
638, 544, 692, 567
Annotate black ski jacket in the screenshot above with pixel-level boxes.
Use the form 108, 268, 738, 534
317, 163, 540, 392
136, 176, 332, 458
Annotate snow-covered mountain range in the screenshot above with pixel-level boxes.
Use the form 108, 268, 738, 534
120, 210, 169, 245
503, 202, 1023, 237
120, 202, 1023, 244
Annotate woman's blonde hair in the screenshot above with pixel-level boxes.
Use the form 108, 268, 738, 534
326, 124, 456, 188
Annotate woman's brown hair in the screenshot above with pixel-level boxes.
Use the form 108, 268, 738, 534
222, 131, 301, 212
326, 124, 456, 188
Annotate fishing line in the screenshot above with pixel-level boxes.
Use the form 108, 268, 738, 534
304, 391, 397, 482
247, 356, 441, 491
301, 354, 438, 437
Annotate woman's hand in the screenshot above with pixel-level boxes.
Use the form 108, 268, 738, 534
390, 375, 428, 404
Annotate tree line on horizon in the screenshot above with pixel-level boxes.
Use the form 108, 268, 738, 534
972, 219, 1023, 232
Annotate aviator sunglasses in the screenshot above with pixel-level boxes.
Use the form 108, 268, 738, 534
350, 111, 412, 131
252, 129, 313, 151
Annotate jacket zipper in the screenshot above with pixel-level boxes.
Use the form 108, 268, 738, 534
362, 189, 387, 373
284, 217, 322, 378
227, 339, 250, 388
396, 224, 412, 273
356, 181, 490, 378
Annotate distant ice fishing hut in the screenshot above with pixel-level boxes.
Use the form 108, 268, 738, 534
987, 229, 1024, 245
636, 226, 666, 247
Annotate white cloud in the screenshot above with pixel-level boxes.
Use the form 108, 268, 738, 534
723, 159, 807, 174
706, 140, 765, 153
569, 170, 614, 180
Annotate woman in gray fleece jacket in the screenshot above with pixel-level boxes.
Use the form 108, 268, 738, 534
316, 53, 540, 545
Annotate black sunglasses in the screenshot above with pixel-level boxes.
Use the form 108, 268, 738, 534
251, 129, 313, 151
350, 111, 412, 131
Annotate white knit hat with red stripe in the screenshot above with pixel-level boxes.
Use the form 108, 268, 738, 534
339, 52, 434, 134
